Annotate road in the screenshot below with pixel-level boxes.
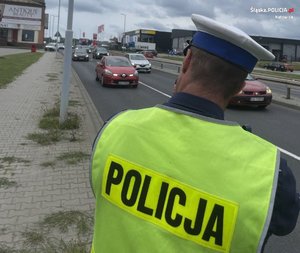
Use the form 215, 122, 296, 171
72, 58, 300, 253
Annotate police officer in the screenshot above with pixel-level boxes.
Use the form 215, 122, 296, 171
90, 14, 299, 253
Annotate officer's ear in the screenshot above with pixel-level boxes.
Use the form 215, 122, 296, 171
182, 47, 192, 74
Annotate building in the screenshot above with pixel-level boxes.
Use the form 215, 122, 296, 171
171, 29, 196, 54
251, 36, 300, 62
123, 29, 172, 53
172, 29, 300, 62
0, 0, 46, 47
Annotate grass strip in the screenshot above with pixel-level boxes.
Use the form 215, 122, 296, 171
0, 52, 43, 88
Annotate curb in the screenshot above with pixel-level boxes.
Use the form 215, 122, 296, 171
72, 68, 104, 141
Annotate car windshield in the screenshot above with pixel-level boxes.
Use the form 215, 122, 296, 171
97, 48, 108, 53
106, 57, 131, 67
245, 74, 255, 81
130, 54, 146, 60
75, 49, 86, 54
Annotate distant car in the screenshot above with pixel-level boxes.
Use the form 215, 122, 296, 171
125, 53, 151, 73
264, 62, 294, 72
76, 45, 91, 54
44, 43, 56, 51
95, 56, 139, 87
283, 63, 294, 72
57, 43, 65, 50
92, 47, 109, 59
229, 74, 272, 108
140, 50, 154, 58
72, 48, 89, 61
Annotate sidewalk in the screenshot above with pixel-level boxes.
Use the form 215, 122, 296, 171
0, 51, 99, 251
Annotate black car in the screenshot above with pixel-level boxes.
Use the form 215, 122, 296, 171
92, 47, 109, 59
263, 62, 293, 72
72, 48, 89, 61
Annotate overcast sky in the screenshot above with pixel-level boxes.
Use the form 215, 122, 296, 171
44, 0, 299, 41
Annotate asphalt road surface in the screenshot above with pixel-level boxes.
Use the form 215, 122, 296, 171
72, 59, 300, 253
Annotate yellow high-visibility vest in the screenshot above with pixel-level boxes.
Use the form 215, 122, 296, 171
90, 105, 279, 253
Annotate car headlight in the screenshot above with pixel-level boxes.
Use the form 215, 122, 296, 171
266, 87, 272, 94
86, 55, 89, 57
104, 69, 112, 75
148, 63, 151, 67
74, 54, 77, 57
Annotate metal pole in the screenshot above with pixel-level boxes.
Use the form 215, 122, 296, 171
121, 13, 126, 46
59, 0, 74, 124
286, 86, 291, 99
52, 15, 56, 40
56, 0, 61, 56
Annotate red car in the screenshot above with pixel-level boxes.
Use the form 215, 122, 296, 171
139, 50, 154, 58
95, 56, 139, 87
229, 74, 272, 108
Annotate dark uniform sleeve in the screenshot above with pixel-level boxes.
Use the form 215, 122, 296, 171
262, 158, 300, 251
270, 158, 300, 235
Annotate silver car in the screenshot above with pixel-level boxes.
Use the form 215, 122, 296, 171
126, 53, 151, 73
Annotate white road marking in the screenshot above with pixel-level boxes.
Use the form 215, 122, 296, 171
278, 147, 300, 161
139, 81, 300, 161
139, 81, 171, 98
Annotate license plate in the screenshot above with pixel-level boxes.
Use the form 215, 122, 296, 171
250, 97, 264, 101
119, 81, 129, 85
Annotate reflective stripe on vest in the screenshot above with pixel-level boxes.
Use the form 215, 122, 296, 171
90, 106, 279, 253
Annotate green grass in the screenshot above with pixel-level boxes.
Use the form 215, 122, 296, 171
57, 152, 90, 165
0, 156, 31, 164
39, 106, 80, 130
0, 52, 43, 88
40, 210, 93, 236
46, 73, 59, 82
16, 210, 94, 253
40, 161, 56, 168
252, 69, 300, 81
0, 177, 18, 189
27, 105, 81, 145
257, 60, 300, 71
26, 130, 62, 145
158, 55, 184, 62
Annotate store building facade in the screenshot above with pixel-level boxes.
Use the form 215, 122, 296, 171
0, 0, 46, 47
172, 29, 300, 62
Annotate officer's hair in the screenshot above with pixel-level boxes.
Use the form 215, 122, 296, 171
189, 47, 248, 100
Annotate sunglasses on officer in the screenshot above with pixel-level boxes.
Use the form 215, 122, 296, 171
183, 40, 192, 56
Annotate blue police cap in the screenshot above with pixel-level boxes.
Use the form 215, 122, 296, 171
191, 14, 275, 73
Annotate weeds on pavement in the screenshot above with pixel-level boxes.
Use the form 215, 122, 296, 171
0, 210, 93, 253
57, 152, 90, 165
27, 104, 80, 145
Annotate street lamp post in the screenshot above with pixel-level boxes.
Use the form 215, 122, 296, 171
59, 0, 74, 124
50, 15, 57, 41
56, 0, 61, 44
121, 13, 126, 46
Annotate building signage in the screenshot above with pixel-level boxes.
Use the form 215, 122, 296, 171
141, 30, 156, 35
0, 4, 42, 30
